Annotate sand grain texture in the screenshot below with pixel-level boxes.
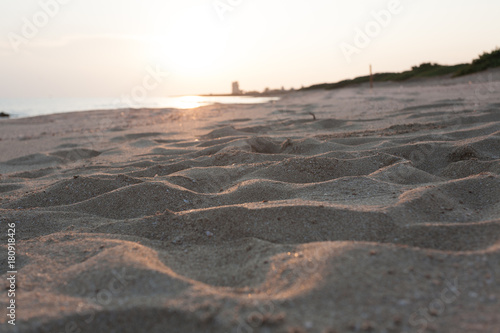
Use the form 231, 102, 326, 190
1, 72, 500, 332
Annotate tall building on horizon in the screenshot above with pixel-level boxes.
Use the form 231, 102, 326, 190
232, 81, 241, 95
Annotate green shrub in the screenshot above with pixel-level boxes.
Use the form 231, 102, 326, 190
301, 47, 500, 91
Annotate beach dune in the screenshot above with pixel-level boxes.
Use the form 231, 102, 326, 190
1, 71, 500, 332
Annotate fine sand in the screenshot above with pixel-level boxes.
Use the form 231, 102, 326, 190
1, 70, 500, 332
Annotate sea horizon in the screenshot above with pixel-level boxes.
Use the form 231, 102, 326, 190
0, 95, 280, 119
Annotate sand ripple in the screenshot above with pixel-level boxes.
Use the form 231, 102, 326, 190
1, 81, 499, 332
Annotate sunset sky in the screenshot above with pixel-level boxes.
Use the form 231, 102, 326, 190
1, 0, 499, 98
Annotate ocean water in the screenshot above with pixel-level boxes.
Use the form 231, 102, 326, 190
0, 96, 280, 119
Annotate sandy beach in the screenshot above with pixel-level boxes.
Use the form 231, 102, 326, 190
1, 70, 500, 332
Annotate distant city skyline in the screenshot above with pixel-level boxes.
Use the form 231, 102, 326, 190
1, 0, 499, 98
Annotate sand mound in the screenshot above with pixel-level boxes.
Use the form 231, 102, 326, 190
3, 153, 63, 166
50, 148, 102, 161
5, 174, 142, 209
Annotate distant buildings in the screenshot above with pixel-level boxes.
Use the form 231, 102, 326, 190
232, 81, 242, 95
228, 81, 292, 96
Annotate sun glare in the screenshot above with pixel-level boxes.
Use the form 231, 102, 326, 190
171, 95, 208, 109
150, 7, 228, 75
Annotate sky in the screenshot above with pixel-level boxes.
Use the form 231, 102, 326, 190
0, 0, 499, 98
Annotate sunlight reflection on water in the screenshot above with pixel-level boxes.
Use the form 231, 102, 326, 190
0, 96, 280, 119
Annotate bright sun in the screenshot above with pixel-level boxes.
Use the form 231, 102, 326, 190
149, 7, 228, 75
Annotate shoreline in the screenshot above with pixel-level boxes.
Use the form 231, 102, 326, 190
0, 95, 281, 120
4, 67, 499, 121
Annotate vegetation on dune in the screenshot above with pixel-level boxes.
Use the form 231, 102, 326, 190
454, 47, 500, 77
302, 47, 500, 91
